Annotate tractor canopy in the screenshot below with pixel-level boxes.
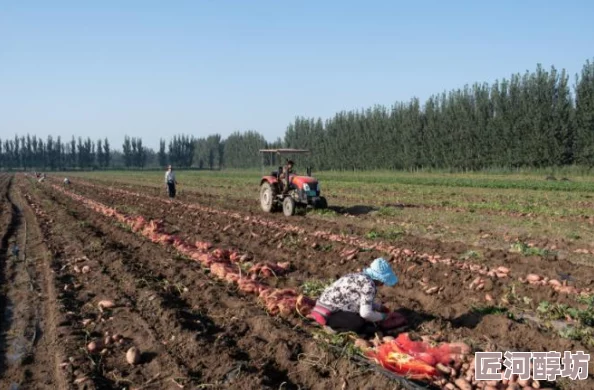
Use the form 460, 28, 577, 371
258, 149, 311, 167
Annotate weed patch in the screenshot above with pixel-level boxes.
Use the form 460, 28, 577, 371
301, 279, 334, 298
509, 241, 557, 258
365, 227, 404, 241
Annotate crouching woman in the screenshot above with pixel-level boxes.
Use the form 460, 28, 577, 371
310, 258, 406, 334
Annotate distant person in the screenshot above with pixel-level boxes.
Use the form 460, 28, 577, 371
165, 165, 177, 198
63, 177, 71, 186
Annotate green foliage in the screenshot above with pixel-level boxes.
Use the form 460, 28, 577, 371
537, 300, 594, 346
470, 305, 509, 316
194, 134, 224, 170
223, 130, 268, 168
509, 241, 557, 258
168, 134, 195, 168
574, 60, 594, 166
308, 208, 338, 217
301, 279, 334, 298
365, 227, 404, 241
577, 294, 594, 306
283, 60, 590, 171
537, 300, 594, 327
376, 207, 401, 217
312, 329, 361, 357
122, 136, 148, 169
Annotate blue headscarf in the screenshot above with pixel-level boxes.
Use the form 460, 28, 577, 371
362, 257, 398, 287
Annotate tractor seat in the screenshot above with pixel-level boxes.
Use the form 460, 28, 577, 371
271, 171, 278, 177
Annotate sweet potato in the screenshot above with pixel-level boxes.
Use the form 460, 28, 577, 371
296, 295, 315, 316
276, 261, 290, 270
195, 241, 213, 250
258, 286, 271, 295
130, 216, 146, 232
277, 302, 294, 317
202, 255, 216, 267
454, 378, 471, 390
238, 279, 259, 294
225, 272, 240, 284
210, 263, 231, 279
526, 274, 541, 282
212, 248, 230, 260
266, 303, 280, 315
259, 288, 274, 299
190, 252, 203, 261
98, 300, 116, 311
548, 279, 561, 287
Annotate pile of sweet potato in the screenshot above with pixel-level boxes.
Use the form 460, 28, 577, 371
53, 185, 318, 320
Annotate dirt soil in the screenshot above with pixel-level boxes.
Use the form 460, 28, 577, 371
0, 175, 68, 389
61, 177, 594, 388
2, 173, 593, 389
1, 174, 400, 390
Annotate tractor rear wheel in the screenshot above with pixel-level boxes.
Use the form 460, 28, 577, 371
260, 182, 277, 212
283, 197, 296, 216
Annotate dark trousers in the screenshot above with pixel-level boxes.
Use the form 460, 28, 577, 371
167, 182, 176, 198
326, 311, 378, 335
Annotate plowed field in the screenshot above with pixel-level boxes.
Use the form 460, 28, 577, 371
1, 172, 592, 390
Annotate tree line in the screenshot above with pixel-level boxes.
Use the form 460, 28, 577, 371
282, 60, 594, 170
0, 136, 111, 171
197, 58, 594, 171
196, 59, 594, 171
1, 59, 593, 171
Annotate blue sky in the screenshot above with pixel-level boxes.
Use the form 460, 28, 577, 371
1, 0, 593, 150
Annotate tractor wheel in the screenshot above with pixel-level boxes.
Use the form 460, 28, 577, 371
315, 196, 328, 209
283, 197, 296, 217
260, 182, 277, 212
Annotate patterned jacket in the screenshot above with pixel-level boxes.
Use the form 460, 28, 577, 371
317, 273, 384, 322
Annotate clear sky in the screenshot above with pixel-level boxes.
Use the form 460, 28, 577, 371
1, 0, 593, 150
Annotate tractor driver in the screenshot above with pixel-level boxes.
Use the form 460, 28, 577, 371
279, 160, 295, 193
280, 160, 295, 179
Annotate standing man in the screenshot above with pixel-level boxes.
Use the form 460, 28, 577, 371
165, 165, 177, 199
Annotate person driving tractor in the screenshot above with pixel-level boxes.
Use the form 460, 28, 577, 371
279, 159, 295, 179
279, 159, 295, 193
310, 258, 407, 334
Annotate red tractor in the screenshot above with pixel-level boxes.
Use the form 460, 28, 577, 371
259, 149, 328, 216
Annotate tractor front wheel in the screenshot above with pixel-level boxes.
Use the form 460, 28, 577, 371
283, 197, 296, 217
315, 196, 328, 209
260, 182, 277, 212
